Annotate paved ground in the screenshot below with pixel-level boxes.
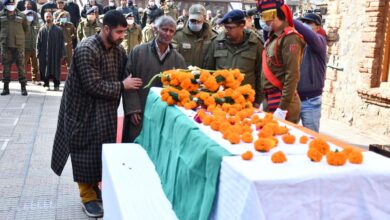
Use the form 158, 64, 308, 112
0, 83, 388, 220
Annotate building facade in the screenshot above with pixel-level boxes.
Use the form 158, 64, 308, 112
323, 0, 390, 137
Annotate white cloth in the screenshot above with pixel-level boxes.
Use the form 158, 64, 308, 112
102, 144, 178, 220
211, 152, 390, 220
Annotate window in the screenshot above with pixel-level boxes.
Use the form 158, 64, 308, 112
380, 0, 390, 83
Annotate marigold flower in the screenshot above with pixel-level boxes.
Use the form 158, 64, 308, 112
258, 127, 274, 138
348, 150, 363, 164
271, 151, 287, 163
241, 151, 253, 160
326, 149, 347, 166
254, 138, 274, 152
309, 138, 330, 155
307, 148, 323, 162
282, 134, 296, 144
211, 121, 220, 131
228, 132, 241, 144
242, 132, 254, 143
299, 135, 309, 144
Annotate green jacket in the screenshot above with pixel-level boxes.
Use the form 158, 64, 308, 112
261, 21, 305, 110
25, 17, 40, 50
57, 22, 77, 44
161, 5, 179, 20
172, 22, 217, 68
0, 9, 28, 49
121, 24, 142, 55
204, 29, 264, 104
77, 18, 102, 41
141, 24, 155, 44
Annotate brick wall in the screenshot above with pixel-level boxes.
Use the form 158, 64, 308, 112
323, 0, 390, 137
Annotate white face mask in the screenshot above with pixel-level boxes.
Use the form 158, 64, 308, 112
109, 2, 115, 6
188, 20, 203, 32
127, 19, 134, 25
149, 2, 155, 7
6, 5, 16, 11
26, 16, 34, 22
259, 20, 272, 32
303, 23, 313, 31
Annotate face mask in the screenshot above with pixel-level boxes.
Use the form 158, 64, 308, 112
149, 2, 155, 7
188, 21, 203, 32
87, 15, 96, 21
26, 16, 34, 22
259, 20, 272, 32
6, 5, 15, 11
60, 18, 67, 23
109, 2, 115, 6
127, 19, 134, 25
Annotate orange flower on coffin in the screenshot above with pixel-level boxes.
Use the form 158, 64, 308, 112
242, 132, 254, 143
341, 146, 354, 157
204, 76, 220, 92
271, 151, 287, 163
299, 135, 309, 144
275, 126, 289, 135
258, 127, 274, 138
228, 132, 241, 144
307, 148, 323, 162
309, 138, 330, 155
348, 150, 363, 164
241, 151, 253, 160
211, 121, 220, 131
254, 138, 275, 152
282, 134, 296, 144
202, 115, 213, 126
199, 70, 211, 83
326, 149, 347, 166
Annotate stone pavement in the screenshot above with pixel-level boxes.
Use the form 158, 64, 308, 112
0, 83, 389, 220
0, 83, 99, 220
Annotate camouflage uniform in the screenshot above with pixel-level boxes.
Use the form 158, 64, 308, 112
141, 23, 154, 43
0, 9, 28, 85
57, 21, 76, 67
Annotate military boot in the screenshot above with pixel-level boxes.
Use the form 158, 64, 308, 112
1, 82, 10, 96
21, 83, 28, 96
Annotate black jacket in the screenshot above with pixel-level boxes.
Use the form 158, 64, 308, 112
141, 5, 163, 28
65, 2, 81, 26
17, 0, 38, 12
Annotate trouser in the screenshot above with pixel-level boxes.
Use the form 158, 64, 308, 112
300, 95, 322, 132
77, 182, 98, 204
1, 47, 27, 83
65, 42, 73, 68
263, 88, 301, 124
25, 49, 39, 81
44, 75, 60, 87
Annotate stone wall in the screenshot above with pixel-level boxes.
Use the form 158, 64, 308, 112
323, 0, 390, 137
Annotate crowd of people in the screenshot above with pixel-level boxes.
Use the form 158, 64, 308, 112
1, 0, 328, 218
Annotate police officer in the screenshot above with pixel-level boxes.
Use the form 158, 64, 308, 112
0, 0, 28, 96
204, 10, 264, 106
257, 0, 305, 123
24, 9, 40, 84
172, 4, 217, 68
53, 0, 69, 22
121, 12, 142, 54
56, 11, 76, 70
77, 7, 102, 41
161, 0, 178, 20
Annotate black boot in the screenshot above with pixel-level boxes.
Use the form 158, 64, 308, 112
1, 82, 10, 96
21, 83, 28, 96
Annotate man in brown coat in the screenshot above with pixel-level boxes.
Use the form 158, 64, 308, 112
51, 11, 142, 218
122, 15, 186, 142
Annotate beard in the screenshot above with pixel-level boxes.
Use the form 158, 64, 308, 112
108, 29, 123, 46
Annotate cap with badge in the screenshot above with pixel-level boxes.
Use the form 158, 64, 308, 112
300, 12, 322, 26
125, 12, 134, 18
188, 4, 206, 21
218, 9, 245, 24
256, 0, 294, 27
86, 6, 98, 15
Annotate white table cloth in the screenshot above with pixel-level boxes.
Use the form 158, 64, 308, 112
211, 152, 390, 220
102, 144, 178, 220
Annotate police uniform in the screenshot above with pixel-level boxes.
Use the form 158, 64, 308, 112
204, 10, 264, 104
56, 12, 76, 68
173, 4, 218, 68
0, 0, 28, 96
76, 8, 102, 41
257, 0, 306, 123
24, 10, 40, 83
121, 13, 142, 54
141, 23, 154, 44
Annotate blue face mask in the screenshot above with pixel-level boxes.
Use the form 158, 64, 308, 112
60, 18, 67, 23
188, 20, 203, 32
259, 20, 272, 32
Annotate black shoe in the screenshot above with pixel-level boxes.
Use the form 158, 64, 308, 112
1, 83, 10, 96
21, 83, 28, 96
54, 86, 60, 91
81, 201, 103, 218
